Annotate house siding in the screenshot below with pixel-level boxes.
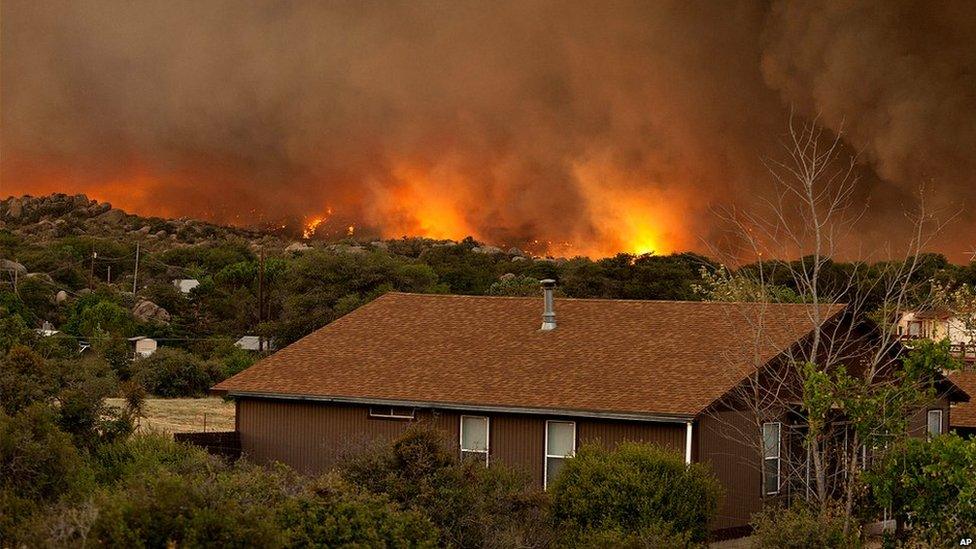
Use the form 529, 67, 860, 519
697, 409, 763, 532
237, 397, 686, 486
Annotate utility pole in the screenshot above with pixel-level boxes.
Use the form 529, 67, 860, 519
257, 248, 266, 351
132, 243, 140, 295
89, 249, 97, 290
107, 265, 112, 284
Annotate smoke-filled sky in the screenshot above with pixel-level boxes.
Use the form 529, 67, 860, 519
2, 0, 975, 259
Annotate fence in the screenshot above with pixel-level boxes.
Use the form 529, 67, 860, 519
174, 431, 242, 460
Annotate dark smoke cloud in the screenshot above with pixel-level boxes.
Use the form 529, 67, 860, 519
1, 0, 974, 259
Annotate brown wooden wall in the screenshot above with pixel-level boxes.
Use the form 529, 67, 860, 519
907, 393, 952, 437
237, 397, 686, 486
696, 410, 762, 532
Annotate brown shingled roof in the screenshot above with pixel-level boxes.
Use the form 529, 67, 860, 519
949, 369, 976, 428
213, 293, 845, 417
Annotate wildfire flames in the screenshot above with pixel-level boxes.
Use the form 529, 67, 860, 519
3, 154, 686, 257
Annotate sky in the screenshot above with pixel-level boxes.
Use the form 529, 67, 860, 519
2, 0, 975, 260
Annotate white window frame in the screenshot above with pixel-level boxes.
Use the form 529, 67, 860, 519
367, 406, 415, 420
762, 422, 781, 495
459, 415, 490, 466
544, 420, 576, 489
927, 409, 943, 437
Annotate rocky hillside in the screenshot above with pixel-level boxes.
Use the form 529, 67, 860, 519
0, 194, 279, 250
0, 194, 534, 259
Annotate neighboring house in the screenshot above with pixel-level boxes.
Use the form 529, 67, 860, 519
235, 335, 274, 352
897, 309, 976, 357
212, 289, 968, 535
950, 369, 976, 438
129, 336, 158, 357
35, 321, 59, 337
898, 309, 976, 435
173, 278, 201, 294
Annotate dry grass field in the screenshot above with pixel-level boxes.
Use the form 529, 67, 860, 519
105, 397, 236, 433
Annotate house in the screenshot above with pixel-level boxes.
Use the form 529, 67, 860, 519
128, 336, 158, 357
173, 278, 201, 294
235, 335, 274, 352
212, 287, 968, 534
951, 369, 976, 438
897, 309, 976, 359
897, 309, 976, 435
35, 320, 59, 337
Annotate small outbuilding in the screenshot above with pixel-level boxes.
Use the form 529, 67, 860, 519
235, 335, 274, 352
128, 336, 158, 357
173, 279, 201, 294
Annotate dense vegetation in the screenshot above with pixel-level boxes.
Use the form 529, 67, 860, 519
3, 212, 976, 545
0, 336, 723, 546
3, 225, 975, 397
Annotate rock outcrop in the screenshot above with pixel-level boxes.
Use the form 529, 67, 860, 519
132, 299, 171, 324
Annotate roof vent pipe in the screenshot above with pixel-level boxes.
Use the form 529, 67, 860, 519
540, 279, 557, 331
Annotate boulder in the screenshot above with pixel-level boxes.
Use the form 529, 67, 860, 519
96, 209, 126, 225
285, 242, 311, 252
499, 272, 516, 281
472, 245, 503, 254
25, 272, 54, 284
511, 256, 528, 262
507, 247, 525, 256
5, 198, 23, 219
56, 290, 69, 304
132, 299, 171, 324
0, 259, 27, 275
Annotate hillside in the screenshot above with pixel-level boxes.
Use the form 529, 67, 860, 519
0, 194, 277, 249
1, 193, 973, 359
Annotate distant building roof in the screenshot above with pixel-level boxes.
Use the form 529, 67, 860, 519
214, 293, 847, 417
173, 279, 201, 293
950, 369, 976, 428
235, 335, 273, 351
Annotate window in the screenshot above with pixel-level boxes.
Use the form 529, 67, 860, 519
927, 409, 943, 436
907, 320, 923, 337
460, 416, 489, 465
368, 406, 415, 420
545, 421, 575, 488
762, 422, 781, 495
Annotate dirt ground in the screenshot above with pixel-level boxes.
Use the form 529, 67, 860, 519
105, 397, 236, 433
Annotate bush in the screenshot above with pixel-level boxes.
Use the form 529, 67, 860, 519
867, 434, 976, 546
0, 345, 58, 415
0, 404, 89, 502
572, 522, 701, 548
751, 503, 859, 549
55, 357, 131, 448
132, 347, 222, 397
279, 474, 439, 547
88, 468, 284, 547
548, 442, 721, 544
342, 424, 552, 548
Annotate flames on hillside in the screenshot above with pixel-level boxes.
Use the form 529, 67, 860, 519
3, 159, 682, 259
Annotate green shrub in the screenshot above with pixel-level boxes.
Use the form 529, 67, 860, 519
88, 469, 283, 548
0, 345, 58, 415
867, 434, 976, 546
279, 474, 439, 547
751, 503, 859, 549
548, 442, 721, 544
132, 347, 222, 397
0, 311, 36, 354
342, 424, 552, 548
0, 404, 90, 502
572, 522, 701, 548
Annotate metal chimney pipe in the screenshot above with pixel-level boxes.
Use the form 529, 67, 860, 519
540, 279, 557, 331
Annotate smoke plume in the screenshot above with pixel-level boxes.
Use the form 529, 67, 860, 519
2, 1, 974, 258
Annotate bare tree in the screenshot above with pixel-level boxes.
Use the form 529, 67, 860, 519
699, 114, 958, 534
